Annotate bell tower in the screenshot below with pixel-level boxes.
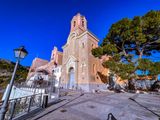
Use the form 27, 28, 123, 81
70, 13, 87, 33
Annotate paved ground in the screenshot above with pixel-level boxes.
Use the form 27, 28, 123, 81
30, 92, 160, 120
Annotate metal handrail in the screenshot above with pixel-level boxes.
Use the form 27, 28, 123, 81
0, 93, 44, 120
0, 93, 42, 103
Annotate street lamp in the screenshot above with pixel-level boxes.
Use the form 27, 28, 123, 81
14, 46, 28, 59
0, 46, 28, 120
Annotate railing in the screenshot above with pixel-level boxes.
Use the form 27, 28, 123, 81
16, 84, 58, 98
0, 93, 43, 120
15, 82, 56, 94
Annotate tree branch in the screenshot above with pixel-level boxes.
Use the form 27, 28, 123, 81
144, 38, 160, 47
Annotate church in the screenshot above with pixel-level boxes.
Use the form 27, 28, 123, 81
27, 13, 109, 92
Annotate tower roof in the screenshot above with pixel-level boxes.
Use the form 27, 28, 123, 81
70, 13, 87, 32
75, 13, 85, 17
71, 13, 86, 21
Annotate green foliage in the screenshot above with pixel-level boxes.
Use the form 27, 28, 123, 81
149, 62, 160, 77
137, 60, 160, 79
92, 10, 160, 80
112, 54, 121, 62
103, 10, 160, 58
103, 44, 118, 55
103, 60, 135, 80
0, 59, 28, 88
91, 47, 103, 58
137, 59, 152, 71
103, 60, 119, 73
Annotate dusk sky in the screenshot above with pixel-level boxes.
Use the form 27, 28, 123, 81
0, 0, 159, 66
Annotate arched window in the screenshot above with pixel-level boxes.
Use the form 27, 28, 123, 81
73, 21, 76, 27
82, 42, 85, 48
92, 44, 94, 48
93, 64, 96, 74
82, 63, 85, 73
69, 67, 74, 73
82, 21, 85, 27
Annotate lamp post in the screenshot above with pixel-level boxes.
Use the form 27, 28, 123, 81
0, 46, 28, 120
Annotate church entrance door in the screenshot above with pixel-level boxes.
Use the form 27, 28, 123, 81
68, 67, 75, 89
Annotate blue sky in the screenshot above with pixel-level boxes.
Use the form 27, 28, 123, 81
0, 0, 159, 66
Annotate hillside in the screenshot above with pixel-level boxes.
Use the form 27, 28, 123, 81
0, 59, 29, 90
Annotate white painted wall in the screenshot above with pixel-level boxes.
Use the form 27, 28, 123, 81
53, 65, 62, 87
2, 85, 45, 101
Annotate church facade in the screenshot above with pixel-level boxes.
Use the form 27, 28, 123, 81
27, 13, 109, 92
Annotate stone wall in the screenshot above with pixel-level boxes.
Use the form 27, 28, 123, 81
27, 47, 63, 80
27, 58, 49, 79
61, 13, 109, 92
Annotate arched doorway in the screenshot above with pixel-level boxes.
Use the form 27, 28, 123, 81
68, 67, 75, 89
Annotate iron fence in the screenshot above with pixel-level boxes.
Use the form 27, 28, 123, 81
0, 93, 43, 120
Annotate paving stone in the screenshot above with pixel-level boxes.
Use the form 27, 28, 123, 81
29, 92, 160, 120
